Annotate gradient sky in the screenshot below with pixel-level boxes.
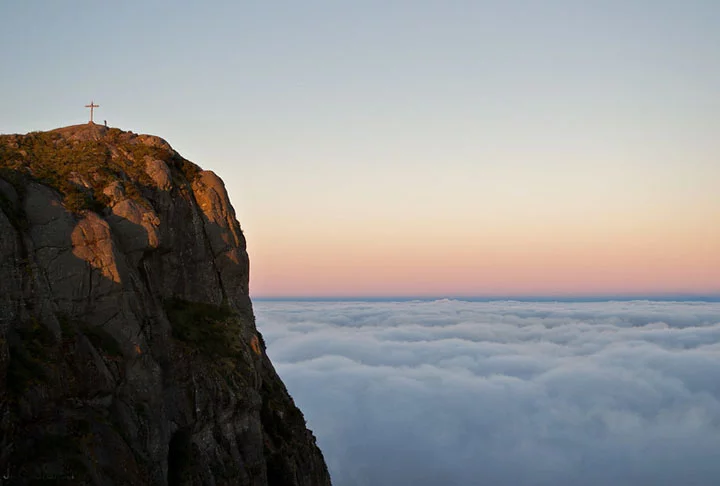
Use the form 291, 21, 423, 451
1, 1, 718, 297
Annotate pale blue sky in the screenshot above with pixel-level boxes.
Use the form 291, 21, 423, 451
2, 1, 718, 295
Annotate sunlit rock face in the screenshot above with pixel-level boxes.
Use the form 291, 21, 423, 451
0, 124, 331, 486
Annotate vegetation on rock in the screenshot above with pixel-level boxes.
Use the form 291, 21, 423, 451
163, 297, 243, 358
0, 125, 201, 214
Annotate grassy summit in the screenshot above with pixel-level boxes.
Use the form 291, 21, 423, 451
0, 123, 200, 214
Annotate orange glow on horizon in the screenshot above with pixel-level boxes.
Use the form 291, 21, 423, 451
247, 217, 720, 297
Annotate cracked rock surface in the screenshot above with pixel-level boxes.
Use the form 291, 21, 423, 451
0, 124, 331, 486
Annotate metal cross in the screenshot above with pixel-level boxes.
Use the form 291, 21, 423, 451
85, 101, 99, 123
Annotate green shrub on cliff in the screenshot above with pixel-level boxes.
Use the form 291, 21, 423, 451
163, 297, 244, 358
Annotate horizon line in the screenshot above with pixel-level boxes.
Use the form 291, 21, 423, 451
251, 293, 720, 303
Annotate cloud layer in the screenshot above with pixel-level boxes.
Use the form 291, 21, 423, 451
255, 300, 720, 486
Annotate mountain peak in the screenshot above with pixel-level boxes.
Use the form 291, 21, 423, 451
50, 122, 110, 140
0, 126, 331, 485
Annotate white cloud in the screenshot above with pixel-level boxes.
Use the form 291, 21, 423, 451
255, 300, 720, 486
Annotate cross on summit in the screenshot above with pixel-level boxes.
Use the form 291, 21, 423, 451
85, 100, 99, 123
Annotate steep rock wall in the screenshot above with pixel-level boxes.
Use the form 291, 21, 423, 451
0, 124, 331, 485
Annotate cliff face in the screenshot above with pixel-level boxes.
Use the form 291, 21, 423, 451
0, 124, 331, 485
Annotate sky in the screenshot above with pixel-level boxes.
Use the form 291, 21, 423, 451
1, 1, 718, 297
256, 299, 720, 485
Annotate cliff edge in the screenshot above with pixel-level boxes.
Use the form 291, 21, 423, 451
0, 124, 331, 485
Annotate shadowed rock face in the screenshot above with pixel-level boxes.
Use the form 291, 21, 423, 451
0, 124, 331, 486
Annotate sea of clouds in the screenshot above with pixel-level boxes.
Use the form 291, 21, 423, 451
254, 300, 720, 486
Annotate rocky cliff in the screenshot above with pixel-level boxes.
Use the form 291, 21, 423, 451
0, 124, 331, 485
